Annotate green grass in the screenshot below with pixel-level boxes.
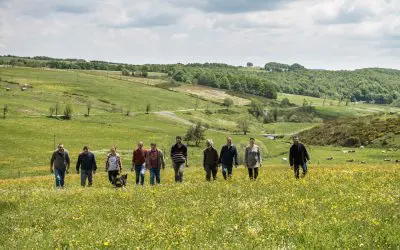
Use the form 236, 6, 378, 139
0, 165, 399, 249
0, 67, 220, 116
1, 67, 400, 248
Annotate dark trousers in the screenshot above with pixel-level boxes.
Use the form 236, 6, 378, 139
108, 170, 119, 184
54, 168, 66, 188
149, 168, 161, 185
204, 165, 218, 181
134, 165, 145, 185
80, 169, 93, 186
294, 163, 307, 179
173, 162, 185, 183
248, 168, 259, 180
222, 164, 233, 180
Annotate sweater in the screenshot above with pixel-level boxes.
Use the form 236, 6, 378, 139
76, 152, 97, 172
203, 146, 219, 167
170, 144, 187, 163
132, 148, 147, 166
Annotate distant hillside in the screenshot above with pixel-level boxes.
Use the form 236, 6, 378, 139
298, 113, 400, 148
1, 55, 399, 104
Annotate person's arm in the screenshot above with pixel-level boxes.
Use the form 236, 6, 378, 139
184, 146, 188, 167
76, 154, 81, 173
50, 152, 55, 173
219, 147, 224, 165
105, 155, 109, 172
289, 147, 293, 166
214, 149, 219, 167
234, 147, 239, 166
160, 151, 166, 169
118, 156, 122, 171
304, 146, 310, 162
132, 150, 136, 168
170, 146, 174, 158
92, 154, 97, 173
65, 152, 70, 173
244, 147, 248, 168
258, 147, 262, 166
203, 150, 206, 168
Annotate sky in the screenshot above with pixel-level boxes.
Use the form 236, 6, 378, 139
0, 0, 399, 70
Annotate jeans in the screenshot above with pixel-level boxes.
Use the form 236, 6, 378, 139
248, 167, 259, 180
149, 168, 161, 185
301, 163, 308, 175
221, 164, 233, 180
204, 165, 218, 181
108, 170, 119, 185
80, 169, 93, 186
54, 168, 66, 188
134, 165, 145, 185
173, 162, 185, 182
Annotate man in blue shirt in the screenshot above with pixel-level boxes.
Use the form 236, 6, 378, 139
219, 136, 238, 180
76, 146, 97, 186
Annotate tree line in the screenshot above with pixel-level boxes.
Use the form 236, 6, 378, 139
1, 55, 399, 104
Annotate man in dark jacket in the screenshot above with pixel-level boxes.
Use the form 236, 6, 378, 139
289, 137, 310, 179
219, 136, 238, 180
170, 136, 188, 183
76, 146, 97, 186
203, 139, 219, 181
50, 143, 70, 188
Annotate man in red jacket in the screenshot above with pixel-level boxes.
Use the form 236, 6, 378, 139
132, 141, 147, 185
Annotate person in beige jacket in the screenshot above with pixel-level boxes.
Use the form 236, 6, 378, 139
245, 138, 262, 180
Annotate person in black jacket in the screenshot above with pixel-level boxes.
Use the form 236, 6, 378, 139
203, 139, 219, 181
219, 136, 238, 180
76, 146, 97, 186
289, 137, 310, 179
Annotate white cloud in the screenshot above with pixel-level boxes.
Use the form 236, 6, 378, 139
0, 0, 399, 69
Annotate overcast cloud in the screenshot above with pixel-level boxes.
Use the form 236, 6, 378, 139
0, 0, 399, 69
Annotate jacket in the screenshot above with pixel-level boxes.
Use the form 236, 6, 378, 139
245, 145, 261, 168
51, 150, 70, 171
76, 152, 97, 172
219, 144, 238, 166
105, 153, 122, 171
145, 149, 166, 169
289, 143, 310, 166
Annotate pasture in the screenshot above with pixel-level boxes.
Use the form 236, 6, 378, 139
0, 67, 399, 249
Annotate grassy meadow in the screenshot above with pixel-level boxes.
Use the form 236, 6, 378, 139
0, 67, 399, 248
0, 165, 399, 249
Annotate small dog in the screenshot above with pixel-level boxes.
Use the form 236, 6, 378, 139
113, 174, 128, 188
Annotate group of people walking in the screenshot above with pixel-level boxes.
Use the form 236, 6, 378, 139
50, 136, 310, 188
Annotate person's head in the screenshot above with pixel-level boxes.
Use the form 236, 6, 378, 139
226, 136, 232, 146
249, 137, 255, 146
150, 143, 157, 151
83, 146, 89, 154
293, 136, 299, 145
137, 141, 143, 149
206, 139, 213, 148
110, 146, 116, 155
176, 136, 182, 145
57, 143, 64, 152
